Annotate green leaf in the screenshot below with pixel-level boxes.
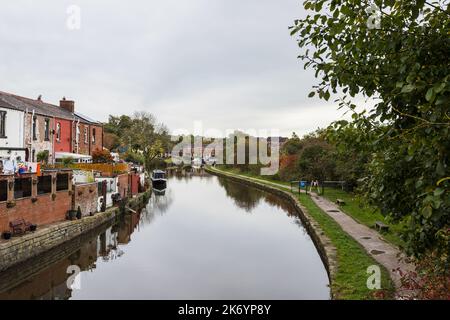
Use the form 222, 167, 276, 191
421, 206, 432, 218
401, 84, 415, 93
425, 88, 435, 102
308, 91, 316, 98
436, 162, 446, 176
434, 188, 445, 197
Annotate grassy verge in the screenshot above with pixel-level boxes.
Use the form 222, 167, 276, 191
299, 194, 394, 299
212, 166, 395, 299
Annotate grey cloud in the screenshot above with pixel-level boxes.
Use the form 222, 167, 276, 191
0, 0, 347, 137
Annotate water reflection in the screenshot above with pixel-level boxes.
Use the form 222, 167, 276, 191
0, 171, 329, 300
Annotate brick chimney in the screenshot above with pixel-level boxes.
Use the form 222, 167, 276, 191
60, 97, 75, 113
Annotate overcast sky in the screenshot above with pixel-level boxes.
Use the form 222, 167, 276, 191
0, 0, 358, 137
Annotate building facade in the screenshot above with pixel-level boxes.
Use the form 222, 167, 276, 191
0, 100, 26, 162
0, 91, 103, 164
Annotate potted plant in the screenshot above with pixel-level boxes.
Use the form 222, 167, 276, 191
2, 231, 12, 240
76, 207, 82, 219
67, 210, 77, 220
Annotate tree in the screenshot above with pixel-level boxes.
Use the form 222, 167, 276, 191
291, 0, 449, 258
92, 149, 114, 163
37, 150, 49, 164
282, 132, 303, 155
103, 132, 120, 151
104, 111, 171, 171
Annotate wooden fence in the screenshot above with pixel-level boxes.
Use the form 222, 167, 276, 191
54, 163, 129, 176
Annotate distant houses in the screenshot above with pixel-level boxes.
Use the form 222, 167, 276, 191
0, 91, 103, 165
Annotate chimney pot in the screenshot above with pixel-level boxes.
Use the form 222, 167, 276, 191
60, 98, 75, 113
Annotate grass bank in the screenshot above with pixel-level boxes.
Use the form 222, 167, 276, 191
212, 166, 395, 299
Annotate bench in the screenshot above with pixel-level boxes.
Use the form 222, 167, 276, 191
9, 219, 33, 235
375, 221, 390, 232
335, 199, 346, 206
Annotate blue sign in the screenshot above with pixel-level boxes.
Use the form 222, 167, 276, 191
299, 181, 306, 188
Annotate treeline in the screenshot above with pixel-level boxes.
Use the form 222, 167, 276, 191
103, 111, 172, 171
224, 128, 366, 190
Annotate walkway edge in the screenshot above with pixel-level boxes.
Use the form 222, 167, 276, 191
205, 167, 338, 299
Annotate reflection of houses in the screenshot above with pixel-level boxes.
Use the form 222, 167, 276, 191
117, 212, 141, 244
0, 226, 101, 300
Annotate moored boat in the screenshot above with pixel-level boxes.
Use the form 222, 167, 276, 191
151, 170, 167, 189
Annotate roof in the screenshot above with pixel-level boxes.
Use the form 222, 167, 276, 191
0, 91, 100, 124
75, 111, 102, 125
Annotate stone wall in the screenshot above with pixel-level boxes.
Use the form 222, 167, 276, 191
24, 113, 54, 163
73, 183, 98, 217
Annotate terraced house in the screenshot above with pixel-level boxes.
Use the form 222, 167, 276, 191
0, 91, 103, 164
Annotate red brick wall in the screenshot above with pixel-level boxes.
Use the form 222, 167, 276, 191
54, 118, 72, 153
90, 125, 103, 155
117, 174, 129, 198
130, 173, 140, 196
72, 122, 90, 155
0, 191, 71, 233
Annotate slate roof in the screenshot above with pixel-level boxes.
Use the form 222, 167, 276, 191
0, 91, 100, 125
75, 111, 101, 124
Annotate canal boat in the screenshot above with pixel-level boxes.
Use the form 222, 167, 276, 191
151, 170, 167, 189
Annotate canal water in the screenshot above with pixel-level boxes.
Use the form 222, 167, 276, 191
0, 170, 330, 300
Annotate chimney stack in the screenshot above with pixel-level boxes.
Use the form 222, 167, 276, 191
60, 97, 75, 113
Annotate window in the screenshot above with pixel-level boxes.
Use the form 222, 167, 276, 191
37, 175, 52, 195
56, 173, 69, 191
0, 111, 6, 138
56, 122, 61, 142
92, 128, 96, 144
84, 127, 88, 144
14, 177, 32, 199
32, 116, 37, 140
44, 118, 50, 141
32, 149, 36, 162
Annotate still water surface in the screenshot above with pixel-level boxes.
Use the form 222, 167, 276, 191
0, 171, 329, 299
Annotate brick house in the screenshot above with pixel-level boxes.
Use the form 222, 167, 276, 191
0, 94, 26, 162
0, 92, 103, 163
73, 111, 103, 156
